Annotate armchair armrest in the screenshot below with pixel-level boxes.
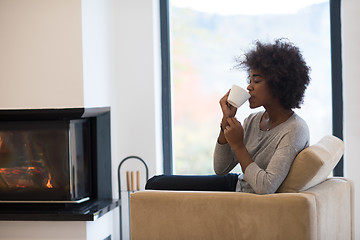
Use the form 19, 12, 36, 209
130, 190, 317, 240
302, 177, 354, 240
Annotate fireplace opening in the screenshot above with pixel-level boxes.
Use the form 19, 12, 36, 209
0, 108, 111, 203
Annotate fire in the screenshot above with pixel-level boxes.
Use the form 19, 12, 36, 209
46, 173, 53, 188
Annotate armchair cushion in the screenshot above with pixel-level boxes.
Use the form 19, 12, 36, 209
277, 135, 344, 193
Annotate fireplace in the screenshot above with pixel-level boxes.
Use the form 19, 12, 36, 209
0, 108, 112, 203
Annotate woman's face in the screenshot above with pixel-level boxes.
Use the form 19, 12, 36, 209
247, 70, 276, 109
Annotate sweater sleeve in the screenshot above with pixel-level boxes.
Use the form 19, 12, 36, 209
242, 144, 298, 194
213, 113, 254, 176
213, 142, 238, 176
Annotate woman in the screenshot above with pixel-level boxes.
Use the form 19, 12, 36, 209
146, 39, 310, 194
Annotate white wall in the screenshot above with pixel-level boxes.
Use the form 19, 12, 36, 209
342, 0, 360, 238
111, 1, 162, 238
82, 0, 112, 108
0, 0, 84, 109
111, 0, 162, 189
0, 211, 117, 240
0, 221, 86, 240
0, 0, 113, 109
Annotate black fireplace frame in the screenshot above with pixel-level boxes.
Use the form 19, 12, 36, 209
0, 107, 112, 202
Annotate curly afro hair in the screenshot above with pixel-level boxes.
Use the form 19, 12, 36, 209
235, 39, 311, 109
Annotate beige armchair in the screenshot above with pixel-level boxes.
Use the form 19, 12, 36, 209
130, 136, 353, 240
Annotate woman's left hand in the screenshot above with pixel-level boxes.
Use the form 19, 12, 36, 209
224, 117, 245, 149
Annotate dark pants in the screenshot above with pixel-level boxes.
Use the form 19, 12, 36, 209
145, 173, 239, 192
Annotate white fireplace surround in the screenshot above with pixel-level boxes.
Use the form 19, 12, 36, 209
0, 1, 162, 239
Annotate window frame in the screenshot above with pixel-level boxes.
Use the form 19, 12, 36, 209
330, 0, 343, 176
160, 0, 343, 176
160, 0, 173, 174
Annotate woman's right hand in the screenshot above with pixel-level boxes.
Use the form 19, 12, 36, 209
218, 90, 238, 145
220, 90, 237, 119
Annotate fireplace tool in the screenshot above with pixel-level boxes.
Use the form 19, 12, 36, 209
118, 156, 148, 240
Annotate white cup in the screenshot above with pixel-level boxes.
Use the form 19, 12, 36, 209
227, 84, 250, 108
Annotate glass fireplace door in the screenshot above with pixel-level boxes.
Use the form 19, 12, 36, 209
0, 120, 90, 201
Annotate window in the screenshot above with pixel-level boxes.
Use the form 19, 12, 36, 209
160, 0, 343, 175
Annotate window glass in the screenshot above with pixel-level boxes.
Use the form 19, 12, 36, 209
170, 0, 331, 174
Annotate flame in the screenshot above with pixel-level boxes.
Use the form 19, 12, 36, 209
46, 173, 53, 188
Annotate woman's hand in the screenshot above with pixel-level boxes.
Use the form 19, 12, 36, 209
224, 117, 253, 173
219, 90, 237, 119
218, 90, 238, 145
224, 117, 245, 149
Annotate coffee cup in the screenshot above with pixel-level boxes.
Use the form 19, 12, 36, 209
227, 84, 250, 108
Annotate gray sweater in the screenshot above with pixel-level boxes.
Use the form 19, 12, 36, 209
214, 111, 309, 194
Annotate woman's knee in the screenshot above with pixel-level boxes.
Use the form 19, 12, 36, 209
145, 174, 165, 189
